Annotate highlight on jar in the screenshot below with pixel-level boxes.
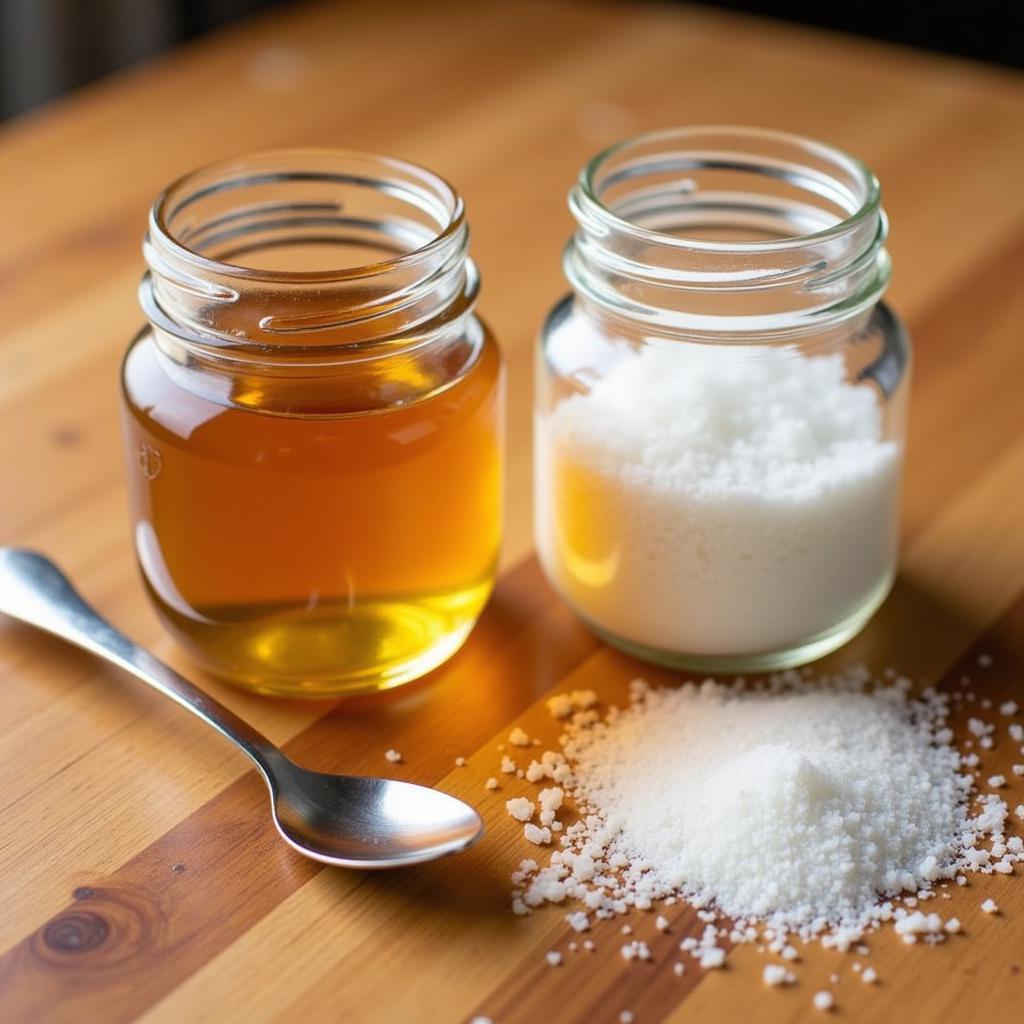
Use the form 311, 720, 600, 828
121, 150, 505, 698
535, 127, 910, 672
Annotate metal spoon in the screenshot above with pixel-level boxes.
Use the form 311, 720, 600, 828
0, 548, 483, 869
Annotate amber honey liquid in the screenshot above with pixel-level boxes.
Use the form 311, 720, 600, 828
121, 329, 503, 697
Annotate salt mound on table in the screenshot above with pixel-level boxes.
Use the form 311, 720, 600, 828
566, 679, 977, 936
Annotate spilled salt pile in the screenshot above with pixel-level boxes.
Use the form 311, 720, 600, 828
566, 676, 994, 936
536, 344, 901, 656
502, 666, 1018, 965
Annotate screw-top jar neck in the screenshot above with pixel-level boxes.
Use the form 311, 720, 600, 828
565, 126, 890, 339
141, 149, 477, 364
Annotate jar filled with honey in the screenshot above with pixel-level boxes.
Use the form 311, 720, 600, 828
121, 151, 504, 697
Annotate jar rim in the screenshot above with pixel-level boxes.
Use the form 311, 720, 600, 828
576, 125, 881, 255
149, 147, 466, 284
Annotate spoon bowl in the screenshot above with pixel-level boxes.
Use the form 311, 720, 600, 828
0, 548, 483, 869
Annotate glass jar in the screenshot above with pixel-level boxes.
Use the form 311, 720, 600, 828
122, 150, 504, 697
536, 127, 909, 672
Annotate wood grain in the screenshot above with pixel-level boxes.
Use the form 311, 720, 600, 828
1, 1, 1023, 1021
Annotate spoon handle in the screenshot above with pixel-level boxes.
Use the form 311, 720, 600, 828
0, 548, 279, 774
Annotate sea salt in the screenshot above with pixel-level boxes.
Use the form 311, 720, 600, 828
813, 991, 834, 1011
505, 667, 1015, 958
763, 964, 795, 986
536, 344, 900, 657
566, 678, 981, 938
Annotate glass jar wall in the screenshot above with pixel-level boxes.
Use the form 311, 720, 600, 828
122, 151, 504, 697
535, 127, 909, 672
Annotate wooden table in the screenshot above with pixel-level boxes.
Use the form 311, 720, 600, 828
2, 1, 1023, 1020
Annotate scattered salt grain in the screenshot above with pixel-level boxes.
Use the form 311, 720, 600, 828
655, 915, 671, 932
981, 898, 999, 914
384, 749, 402, 763
1010, 724, 1024, 742
1013, 765, 1024, 776
619, 1013, 634, 1024
621, 940, 651, 961
977, 654, 993, 667
566, 911, 590, 933
546, 951, 562, 967
485, 777, 499, 790
524, 824, 552, 845
584, 939, 596, 951
547, 694, 573, 719
505, 798, 535, 822
500, 755, 516, 774
509, 727, 530, 747
861, 967, 878, 984
763, 964, 795, 986
945, 918, 961, 934
988, 775, 1006, 788
812, 991, 834, 1012
1001, 701, 1018, 716
699, 948, 726, 969
454, 756, 467, 767
673, 961, 686, 976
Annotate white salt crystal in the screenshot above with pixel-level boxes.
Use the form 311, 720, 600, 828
485, 777, 499, 790
862, 967, 878, 984
505, 798, 535, 822
384, 749, 402, 763
699, 948, 726, 969
509, 727, 530, 747
988, 775, 1006, 788
812, 991, 834, 1011
763, 964, 794, 986
545, 951, 562, 967
566, 911, 590, 933
539, 787, 564, 813
524, 824, 552, 845
981, 898, 999, 913
1001, 701, 1018, 716
547, 694, 573, 719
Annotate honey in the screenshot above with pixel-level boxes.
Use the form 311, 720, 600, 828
121, 151, 504, 696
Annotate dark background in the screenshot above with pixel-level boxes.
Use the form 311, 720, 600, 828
1, 0, 1020, 122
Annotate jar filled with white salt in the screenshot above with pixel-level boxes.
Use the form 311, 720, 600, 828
535, 127, 910, 671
